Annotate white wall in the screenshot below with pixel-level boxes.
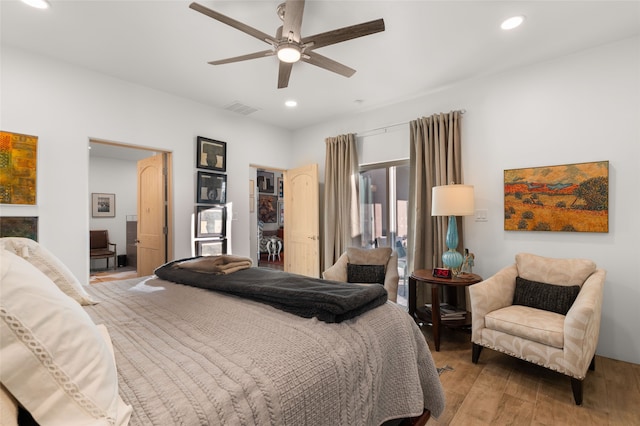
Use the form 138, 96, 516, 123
1, 47, 293, 284
290, 37, 640, 364
88, 155, 138, 267
1, 36, 637, 364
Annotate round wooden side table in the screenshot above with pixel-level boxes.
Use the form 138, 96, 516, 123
408, 269, 482, 351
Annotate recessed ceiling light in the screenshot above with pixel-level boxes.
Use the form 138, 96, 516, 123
501, 15, 525, 30
285, 100, 297, 108
21, 0, 50, 9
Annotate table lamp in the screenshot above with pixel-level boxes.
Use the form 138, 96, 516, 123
431, 184, 475, 275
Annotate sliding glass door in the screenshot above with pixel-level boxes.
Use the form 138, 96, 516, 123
359, 161, 409, 306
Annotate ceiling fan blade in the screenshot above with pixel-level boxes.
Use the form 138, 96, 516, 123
302, 18, 385, 50
209, 50, 275, 65
190, 2, 276, 45
282, 0, 305, 43
278, 62, 294, 89
302, 52, 356, 78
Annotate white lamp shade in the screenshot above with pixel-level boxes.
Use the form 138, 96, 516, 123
431, 184, 475, 216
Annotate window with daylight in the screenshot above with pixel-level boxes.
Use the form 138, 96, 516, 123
359, 160, 409, 306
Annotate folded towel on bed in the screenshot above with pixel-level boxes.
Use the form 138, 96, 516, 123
154, 258, 388, 323
175, 255, 252, 274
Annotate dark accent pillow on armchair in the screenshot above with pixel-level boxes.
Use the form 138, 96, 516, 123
513, 276, 581, 315
347, 263, 386, 285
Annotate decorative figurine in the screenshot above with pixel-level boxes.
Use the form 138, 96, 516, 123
461, 248, 475, 274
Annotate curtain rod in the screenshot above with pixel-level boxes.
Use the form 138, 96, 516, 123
355, 109, 466, 138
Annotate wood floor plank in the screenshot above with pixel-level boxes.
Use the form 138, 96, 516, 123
491, 393, 534, 425
504, 364, 540, 403
601, 356, 640, 425
450, 377, 509, 425
419, 328, 638, 426
426, 390, 466, 426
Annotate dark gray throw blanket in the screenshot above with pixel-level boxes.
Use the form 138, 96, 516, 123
154, 258, 388, 323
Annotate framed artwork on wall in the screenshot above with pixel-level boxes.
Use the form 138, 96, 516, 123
0, 216, 38, 240
278, 200, 284, 225
277, 177, 283, 198
197, 171, 227, 204
195, 205, 226, 238
504, 160, 608, 232
92, 193, 116, 217
257, 170, 275, 194
196, 239, 227, 256
196, 136, 226, 172
0, 130, 38, 205
258, 195, 277, 223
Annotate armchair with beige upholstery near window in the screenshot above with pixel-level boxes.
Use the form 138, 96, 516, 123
469, 253, 605, 405
322, 247, 399, 303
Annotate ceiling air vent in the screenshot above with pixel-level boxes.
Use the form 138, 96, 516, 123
224, 101, 259, 116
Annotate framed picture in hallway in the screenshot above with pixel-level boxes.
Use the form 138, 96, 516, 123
197, 171, 227, 204
92, 193, 115, 217
196, 239, 227, 256
257, 170, 275, 194
196, 136, 226, 172
258, 195, 277, 223
195, 205, 226, 238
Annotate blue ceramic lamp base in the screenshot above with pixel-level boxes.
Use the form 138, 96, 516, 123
442, 215, 464, 276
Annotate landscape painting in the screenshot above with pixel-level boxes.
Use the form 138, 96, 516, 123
504, 161, 608, 233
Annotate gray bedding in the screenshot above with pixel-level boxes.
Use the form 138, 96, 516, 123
154, 262, 388, 323
84, 276, 445, 426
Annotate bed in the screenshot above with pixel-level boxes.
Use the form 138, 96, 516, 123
0, 241, 445, 426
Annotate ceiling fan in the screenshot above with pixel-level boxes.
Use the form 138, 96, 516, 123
189, 1, 385, 89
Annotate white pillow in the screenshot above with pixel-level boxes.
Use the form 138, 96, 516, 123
0, 250, 131, 426
0, 384, 18, 426
0, 237, 97, 305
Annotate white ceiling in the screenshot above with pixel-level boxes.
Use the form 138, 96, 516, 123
2, 1, 639, 131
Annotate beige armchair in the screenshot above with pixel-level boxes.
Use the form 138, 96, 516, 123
323, 247, 399, 303
469, 253, 605, 405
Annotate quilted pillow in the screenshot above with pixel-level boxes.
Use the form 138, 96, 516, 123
0, 237, 97, 305
513, 276, 581, 315
347, 263, 386, 284
0, 250, 131, 426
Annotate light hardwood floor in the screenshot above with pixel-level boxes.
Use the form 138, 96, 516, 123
420, 327, 640, 426
89, 266, 138, 283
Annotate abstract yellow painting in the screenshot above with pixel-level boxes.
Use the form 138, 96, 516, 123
504, 161, 608, 233
0, 131, 38, 205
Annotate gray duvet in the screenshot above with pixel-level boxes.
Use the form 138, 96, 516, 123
84, 276, 445, 426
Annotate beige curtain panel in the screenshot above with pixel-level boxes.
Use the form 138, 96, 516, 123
408, 111, 464, 304
323, 133, 360, 271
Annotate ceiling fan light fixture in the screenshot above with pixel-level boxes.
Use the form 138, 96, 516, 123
277, 44, 301, 63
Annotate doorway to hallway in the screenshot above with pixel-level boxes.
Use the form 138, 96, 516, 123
89, 140, 173, 279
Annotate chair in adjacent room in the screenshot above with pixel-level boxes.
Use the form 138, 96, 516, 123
322, 246, 399, 303
89, 230, 117, 271
468, 252, 606, 405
